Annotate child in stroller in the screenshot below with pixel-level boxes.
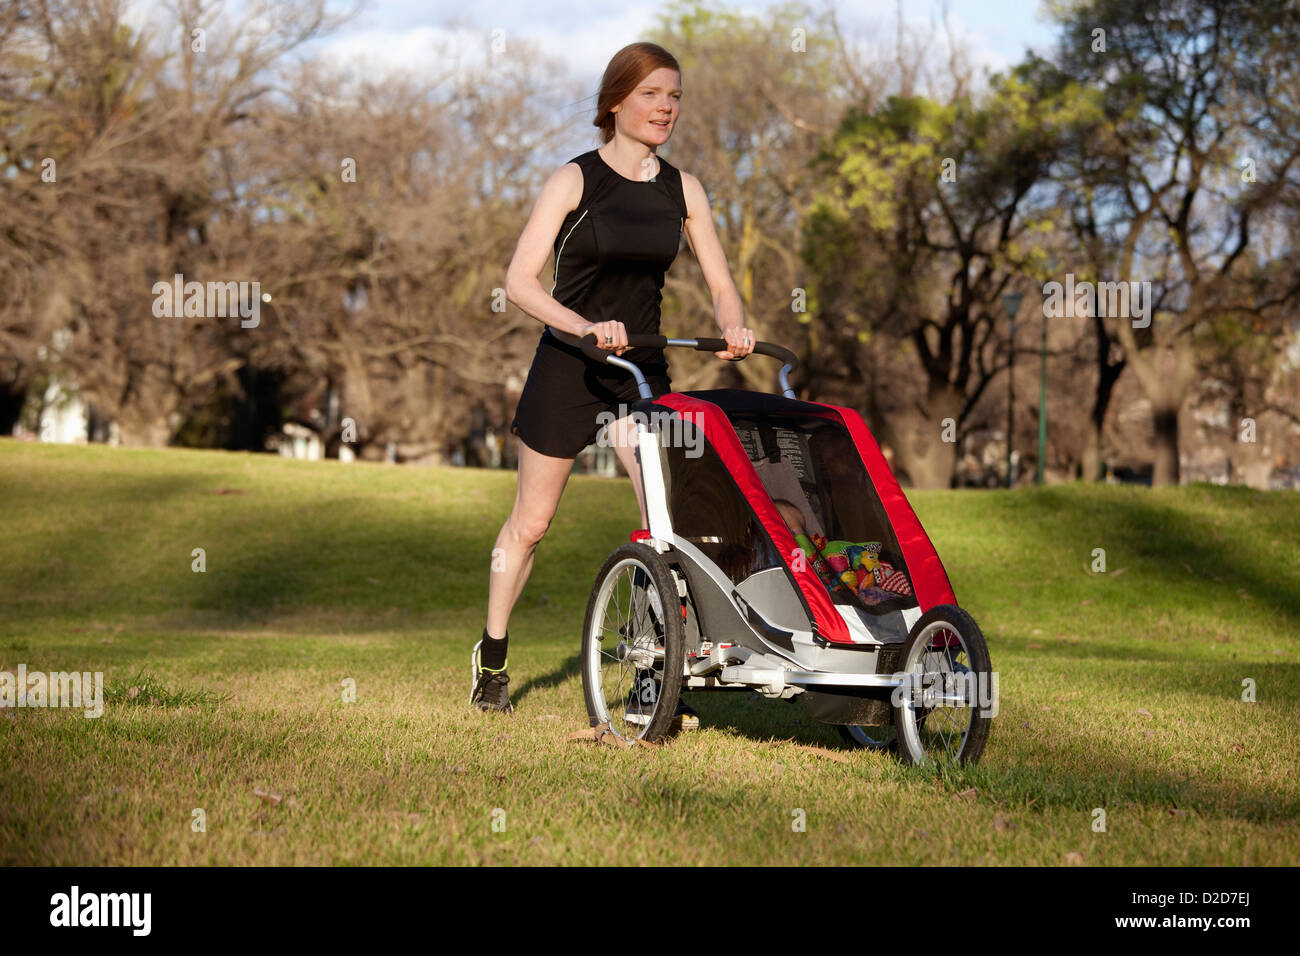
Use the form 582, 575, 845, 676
772, 498, 915, 607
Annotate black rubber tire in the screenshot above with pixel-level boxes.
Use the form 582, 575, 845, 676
835, 721, 901, 753
581, 543, 686, 743
892, 605, 993, 766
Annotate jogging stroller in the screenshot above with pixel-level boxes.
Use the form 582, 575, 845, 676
574, 333, 995, 765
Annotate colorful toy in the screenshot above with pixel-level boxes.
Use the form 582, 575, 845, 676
792, 535, 912, 601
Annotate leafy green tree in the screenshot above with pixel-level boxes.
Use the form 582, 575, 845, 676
1048, 0, 1300, 485
646, 0, 846, 393
802, 62, 1075, 487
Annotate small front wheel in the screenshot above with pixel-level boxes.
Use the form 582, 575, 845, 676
892, 605, 994, 766
581, 543, 686, 743
836, 721, 900, 753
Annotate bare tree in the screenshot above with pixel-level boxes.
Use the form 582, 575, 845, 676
1052, 0, 1300, 485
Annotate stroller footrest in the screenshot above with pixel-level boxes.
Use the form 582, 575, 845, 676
785, 671, 907, 690
720, 664, 907, 694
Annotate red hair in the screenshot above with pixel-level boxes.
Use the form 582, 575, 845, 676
593, 42, 681, 144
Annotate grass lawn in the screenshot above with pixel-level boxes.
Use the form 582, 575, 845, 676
1, 438, 1297, 865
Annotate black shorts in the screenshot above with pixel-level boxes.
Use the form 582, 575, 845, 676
509, 330, 672, 459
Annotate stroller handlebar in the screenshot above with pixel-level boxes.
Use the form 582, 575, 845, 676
568, 332, 799, 400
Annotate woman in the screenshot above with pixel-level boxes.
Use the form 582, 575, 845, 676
471, 41, 755, 714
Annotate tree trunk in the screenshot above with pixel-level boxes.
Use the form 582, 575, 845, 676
1238, 457, 1273, 490
397, 441, 442, 465
1112, 334, 1197, 488
897, 431, 958, 489
1083, 314, 1124, 481
881, 386, 962, 489
115, 414, 174, 447
0, 384, 28, 435
1080, 428, 1102, 483
1230, 405, 1279, 490
112, 364, 180, 447
1151, 402, 1180, 487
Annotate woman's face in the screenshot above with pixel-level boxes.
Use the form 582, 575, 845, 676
612, 67, 681, 148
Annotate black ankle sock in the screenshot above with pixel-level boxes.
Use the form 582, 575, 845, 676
480, 628, 508, 671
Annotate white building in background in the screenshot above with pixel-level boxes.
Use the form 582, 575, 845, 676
269, 421, 324, 460
37, 377, 89, 443
577, 441, 619, 477
33, 328, 95, 444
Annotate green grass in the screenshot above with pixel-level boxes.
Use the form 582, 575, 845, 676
1, 438, 1297, 865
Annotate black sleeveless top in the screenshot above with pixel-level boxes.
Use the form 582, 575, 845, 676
542, 149, 687, 368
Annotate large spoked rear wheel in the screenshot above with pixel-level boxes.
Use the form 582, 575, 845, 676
893, 605, 994, 766
581, 543, 685, 743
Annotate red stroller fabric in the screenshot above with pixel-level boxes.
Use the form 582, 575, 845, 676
654, 393, 852, 643
653, 394, 957, 645
809, 403, 957, 612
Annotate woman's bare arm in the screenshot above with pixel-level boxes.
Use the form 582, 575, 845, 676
681, 170, 753, 359
504, 163, 593, 338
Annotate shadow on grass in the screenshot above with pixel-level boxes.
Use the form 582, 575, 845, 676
513, 652, 583, 702
965, 485, 1300, 627
0, 459, 628, 632
9, 454, 1300, 830
12, 455, 1296, 647
954, 724, 1300, 825
664, 678, 1300, 826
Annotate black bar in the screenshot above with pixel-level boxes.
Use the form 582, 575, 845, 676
571, 331, 798, 373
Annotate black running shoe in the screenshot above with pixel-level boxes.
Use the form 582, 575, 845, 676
470, 640, 514, 713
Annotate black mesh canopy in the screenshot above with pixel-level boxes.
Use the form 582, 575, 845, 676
640, 390, 917, 615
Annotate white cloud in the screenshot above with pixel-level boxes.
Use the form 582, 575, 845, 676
122, 0, 1048, 108
313, 4, 660, 87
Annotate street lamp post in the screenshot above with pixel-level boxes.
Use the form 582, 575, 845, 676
1037, 300, 1048, 485
1003, 291, 1023, 489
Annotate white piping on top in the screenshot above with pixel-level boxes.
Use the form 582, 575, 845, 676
551, 208, 589, 295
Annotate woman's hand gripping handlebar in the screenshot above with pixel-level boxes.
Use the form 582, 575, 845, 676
565, 331, 799, 400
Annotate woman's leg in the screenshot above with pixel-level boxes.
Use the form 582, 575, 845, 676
606, 407, 699, 725
608, 413, 649, 528
485, 438, 575, 639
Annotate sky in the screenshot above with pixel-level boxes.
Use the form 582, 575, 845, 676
118, 1, 1062, 98
115, 0, 1062, 167
312, 0, 1060, 88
